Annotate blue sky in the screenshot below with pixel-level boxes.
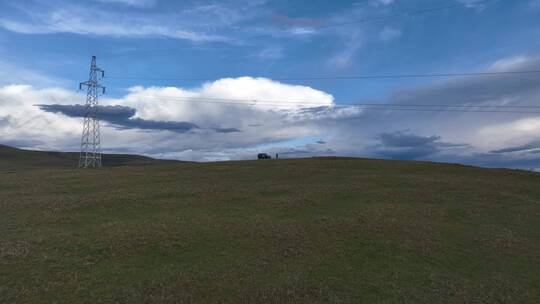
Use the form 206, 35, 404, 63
1, 0, 540, 169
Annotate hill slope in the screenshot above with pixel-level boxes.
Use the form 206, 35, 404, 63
1, 157, 539, 303
0, 144, 168, 170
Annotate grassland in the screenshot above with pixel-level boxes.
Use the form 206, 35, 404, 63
0, 144, 169, 169
1, 148, 539, 303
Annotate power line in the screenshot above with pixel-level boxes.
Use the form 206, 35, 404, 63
104, 69, 540, 82
135, 95, 540, 114
139, 94, 540, 108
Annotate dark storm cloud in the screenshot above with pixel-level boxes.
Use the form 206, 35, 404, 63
39, 104, 136, 121
295, 106, 330, 115
38, 104, 199, 133
290, 106, 364, 123
373, 131, 469, 160
0, 138, 45, 148
333, 56, 540, 169
379, 132, 441, 147
273, 146, 336, 157
279, 150, 311, 155
211, 127, 241, 133
295, 106, 340, 116
490, 140, 540, 154
0, 116, 9, 127
115, 118, 198, 132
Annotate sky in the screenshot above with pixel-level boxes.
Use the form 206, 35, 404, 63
1, 0, 540, 169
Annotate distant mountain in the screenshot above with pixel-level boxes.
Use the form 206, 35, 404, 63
0, 144, 172, 170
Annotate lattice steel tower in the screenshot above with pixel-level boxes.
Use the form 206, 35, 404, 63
79, 56, 105, 168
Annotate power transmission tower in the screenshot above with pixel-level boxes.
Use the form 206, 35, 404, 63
79, 56, 105, 168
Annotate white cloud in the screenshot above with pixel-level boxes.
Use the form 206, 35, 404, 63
0, 77, 348, 159
379, 26, 402, 42
183, 2, 266, 26
0, 11, 229, 42
0, 1, 275, 43
0, 85, 83, 151
478, 118, 540, 149
328, 32, 362, 68
288, 27, 318, 36
118, 77, 333, 119
489, 55, 530, 71
369, 0, 395, 6
2, 55, 540, 168
364, 0, 395, 7
251, 47, 283, 60
456, 0, 489, 11
93, 0, 157, 7
0, 2, 251, 43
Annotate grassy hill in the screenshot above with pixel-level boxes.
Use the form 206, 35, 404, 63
1, 150, 539, 303
0, 144, 168, 170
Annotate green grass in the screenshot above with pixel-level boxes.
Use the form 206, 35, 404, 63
0, 144, 172, 169
1, 153, 539, 303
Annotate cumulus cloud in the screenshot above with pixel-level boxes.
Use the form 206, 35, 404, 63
2, 54, 540, 169
118, 76, 334, 122
0, 78, 350, 159
478, 117, 540, 151
0, 85, 83, 151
